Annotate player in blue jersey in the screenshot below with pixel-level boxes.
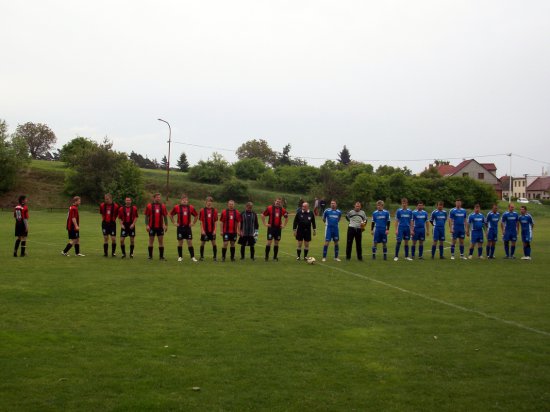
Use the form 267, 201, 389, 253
430, 201, 447, 259
411, 201, 429, 259
449, 199, 467, 260
518, 205, 535, 260
501, 203, 519, 259
394, 198, 413, 261
467, 204, 485, 259
485, 203, 500, 259
371, 200, 391, 260
322, 200, 342, 262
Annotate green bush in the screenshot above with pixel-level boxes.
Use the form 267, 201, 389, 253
233, 158, 267, 180
189, 153, 234, 184
216, 179, 249, 202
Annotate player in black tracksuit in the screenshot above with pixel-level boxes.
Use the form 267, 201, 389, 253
293, 202, 316, 260
239, 202, 259, 260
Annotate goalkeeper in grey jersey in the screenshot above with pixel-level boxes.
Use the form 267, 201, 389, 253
345, 202, 367, 261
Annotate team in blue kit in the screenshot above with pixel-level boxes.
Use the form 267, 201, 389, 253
467, 204, 485, 259
485, 203, 500, 259
411, 201, 429, 259
501, 203, 519, 259
449, 199, 468, 260
394, 198, 413, 261
371, 200, 391, 260
518, 206, 535, 260
322, 200, 342, 262
430, 201, 448, 259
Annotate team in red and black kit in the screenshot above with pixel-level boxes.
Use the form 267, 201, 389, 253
144, 193, 168, 260
13, 195, 29, 257
220, 200, 241, 261
118, 196, 138, 258
169, 194, 198, 262
62, 196, 84, 256
99, 193, 119, 257
198, 196, 218, 261
261, 197, 289, 261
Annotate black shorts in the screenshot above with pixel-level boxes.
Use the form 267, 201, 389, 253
177, 226, 193, 240
296, 228, 312, 242
15, 221, 28, 237
267, 227, 282, 241
149, 228, 165, 237
102, 221, 117, 236
120, 223, 135, 238
238, 236, 256, 246
201, 232, 216, 242
222, 233, 238, 242
68, 230, 80, 240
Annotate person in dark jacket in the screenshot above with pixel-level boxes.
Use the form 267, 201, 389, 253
293, 202, 316, 260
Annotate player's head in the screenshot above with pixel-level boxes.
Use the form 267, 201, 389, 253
455, 198, 462, 208
274, 197, 282, 207
302, 202, 309, 211
437, 201, 444, 210
376, 200, 384, 210
330, 200, 337, 209
401, 198, 408, 208
72, 196, 81, 206
417, 201, 424, 210
18, 195, 27, 205
474, 203, 480, 213
205, 196, 213, 207
492, 203, 498, 212
508, 203, 515, 212
520, 205, 527, 214
180, 194, 188, 205
246, 201, 253, 211
104, 193, 113, 204
125, 197, 132, 206
227, 200, 235, 210
153, 193, 161, 203
354, 201, 361, 211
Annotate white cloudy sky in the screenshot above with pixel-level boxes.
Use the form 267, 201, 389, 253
1, 0, 549, 176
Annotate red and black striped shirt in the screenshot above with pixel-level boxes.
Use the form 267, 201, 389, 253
170, 204, 198, 227
262, 205, 288, 228
14, 205, 29, 222
118, 205, 138, 224
67, 205, 79, 231
100, 202, 119, 223
145, 203, 168, 229
220, 209, 241, 234
199, 207, 218, 233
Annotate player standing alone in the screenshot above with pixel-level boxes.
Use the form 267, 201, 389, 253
485, 203, 500, 259
144, 193, 168, 260
501, 203, 519, 259
220, 200, 241, 262
199, 197, 218, 261
293, 202, 316, 260
519, 206, 534, 260
467, 204, 485, 259
99, 193, 119, 257
322, 200, 342, 262
118, 196, 138, 258
394, 198, 413, 261
169, 194, 198, 262
371, 200, 391, 260
262, 197, 289, 261
430, 201, 447, 259
62, 196, 84, 256
13, 195, 29, 257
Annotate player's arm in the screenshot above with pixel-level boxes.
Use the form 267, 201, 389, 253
425, 220, 430, 237
192, 209, 199, 226
466, 217, 470, 237
394, 213, 399, 234
292, 213, 299, 232
370, 221, 375, 235
72, 214, 79, 231
385, 218, 390, 235
312, 213, 316, 235
169, 208, 177, 226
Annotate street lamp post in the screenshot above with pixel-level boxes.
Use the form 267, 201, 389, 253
508, 153, 512, 203
158, 118, 172, 200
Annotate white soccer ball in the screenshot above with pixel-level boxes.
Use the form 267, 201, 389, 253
306, 257, 316, 264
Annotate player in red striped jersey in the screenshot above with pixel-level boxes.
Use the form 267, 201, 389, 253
220, 200, 241, 262
169, 194, 199, 262
144, 193, 169, 260
99, 193, 119, 257
13, 195, 29, 257
261, 197, 289, 261
118, 196, 138, 258
198, 196, 218, 261
62, 196, 84, 256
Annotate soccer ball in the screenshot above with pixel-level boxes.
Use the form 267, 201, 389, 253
306, 257, 316, 264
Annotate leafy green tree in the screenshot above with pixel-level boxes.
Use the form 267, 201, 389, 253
160, 155, 168, 170
274, 165, 319, 193
59, 137, 97, 167
188, 152, 234, 183
233, 158, 267, 180
216, 178, 250, 202
338, 145, 351, 165
236, 139, 276, 166
0, 120, 30, 193
177, 152, 190, 172
15, 122, 57, 159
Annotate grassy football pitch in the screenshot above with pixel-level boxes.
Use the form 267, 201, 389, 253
1, 210, 549, 411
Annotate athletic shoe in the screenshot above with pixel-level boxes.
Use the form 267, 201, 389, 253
112, 253, 116, 257
450, 255, 455, 260
322, 258, 326, 262
461, 256, 467, 260
191, 257, 198, 262
405, 257, 413, 261
393, 257, 399, 261
148, 256, 153, 260
61, 251, 69, 256
159, 257, 166, 261
440, 256, 445, 259
199, 257, 204, 261
468, 255, 473, 260
213, 257, 217, 261
520, 256, 530, 260
334, 258, 341, 262
479, 256, 485, 260
76, 253, 86, 257
418, 256, 424, 260
121, 254, 126, 259
130, 254, 134, 259
510, 256, 516, 260
178, 257, 183, 262
296, 257, 300, 260
273, 257, 279, 262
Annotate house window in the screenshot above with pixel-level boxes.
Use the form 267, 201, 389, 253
478, 173, 484, 180
463, 172, 469, 177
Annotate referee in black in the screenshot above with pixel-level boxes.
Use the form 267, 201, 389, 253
239, 202, 259, 260
346, 201, 367, 261
293, 201, 316, 260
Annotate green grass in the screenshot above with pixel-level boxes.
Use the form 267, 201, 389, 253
1, 211, 550, 411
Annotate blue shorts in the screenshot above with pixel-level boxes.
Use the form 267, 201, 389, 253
433, 226, 446, 242
487, 229, 498, 242
471, 230, 484, 244
521, 231, 532, 243
412, 228, 425, 241
373, 229, 387, 244
452, 229, 465, 240
324, 225, 339, 242
503, 232, 517, 242
396, 227, 411, 242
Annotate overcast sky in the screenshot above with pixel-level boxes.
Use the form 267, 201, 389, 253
2, 0, 549, 176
